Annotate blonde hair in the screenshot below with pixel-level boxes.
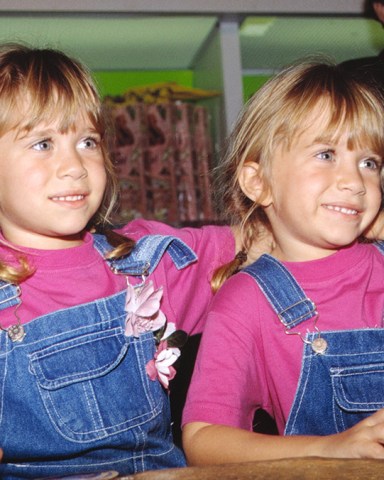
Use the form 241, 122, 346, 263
0, 43, 132, 283
212, 60, 384, 291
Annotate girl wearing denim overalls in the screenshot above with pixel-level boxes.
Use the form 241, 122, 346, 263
182, 61, 384, 464
0, 44, 240, 479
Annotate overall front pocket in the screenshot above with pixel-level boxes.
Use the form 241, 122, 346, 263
331, 362, 384, 432
29, 328, 165, 442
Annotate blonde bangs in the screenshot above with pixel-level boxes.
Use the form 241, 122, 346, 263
22, 90, 102, 135
267, 77, 384, 160
8, 85, 102, 137
0, 44, 103, 136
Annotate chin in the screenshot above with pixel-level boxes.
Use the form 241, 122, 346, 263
326, 239, 357, 250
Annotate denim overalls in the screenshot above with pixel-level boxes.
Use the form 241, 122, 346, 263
243, 243, 384, 436
0, 234, 197, 479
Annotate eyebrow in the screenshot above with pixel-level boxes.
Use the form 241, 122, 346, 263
15, 127, 55, 140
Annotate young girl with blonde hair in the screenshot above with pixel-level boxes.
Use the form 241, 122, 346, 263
0, 43, 239, 479
183, 60, 384, 463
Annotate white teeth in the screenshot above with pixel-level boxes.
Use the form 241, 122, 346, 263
325, 205, 358, 215
52, 195, 84, 202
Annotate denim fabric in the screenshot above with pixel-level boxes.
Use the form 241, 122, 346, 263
93, 233, 197, 276
244, 250, 384, 437
0, 234, 196, 479
285, 328, 384, 435
244, 255, 317, 329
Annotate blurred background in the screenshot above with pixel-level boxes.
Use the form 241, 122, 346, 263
0, 0, 381, 225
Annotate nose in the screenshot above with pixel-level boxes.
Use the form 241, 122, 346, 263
57, 149, 88, 180
336, 163, 366, 196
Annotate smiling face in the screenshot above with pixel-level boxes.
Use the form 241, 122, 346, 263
263, 107, 383, 261
0, 112, 107, 249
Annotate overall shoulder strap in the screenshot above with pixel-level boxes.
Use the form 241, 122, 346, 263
93, 233, 197, 276
0, 282, 20, 312
374, 241, 384, 255
242, 254, 317, 329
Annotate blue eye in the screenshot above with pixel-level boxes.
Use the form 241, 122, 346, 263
316, 150, 333, 161
32, 139, 51, 151
79, 136, 100, 149
359, 158, 381, 170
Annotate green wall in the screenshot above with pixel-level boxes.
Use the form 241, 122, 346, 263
93, 70, 271, 103
242, 75, 272, 102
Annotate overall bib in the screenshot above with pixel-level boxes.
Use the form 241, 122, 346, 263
243, 243, 384, 436
0, 234, 196, 479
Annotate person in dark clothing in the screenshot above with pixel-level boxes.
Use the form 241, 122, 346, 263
339, 1, 384, 94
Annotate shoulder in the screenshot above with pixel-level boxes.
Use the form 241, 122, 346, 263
210, 270, 266, 324
355, 242, 384, 266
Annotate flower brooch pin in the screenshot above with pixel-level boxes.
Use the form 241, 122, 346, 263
125, 280, 187, 389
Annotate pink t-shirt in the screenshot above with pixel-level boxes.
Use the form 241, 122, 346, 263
0, 219, 234, 335
182, 242, 384, 434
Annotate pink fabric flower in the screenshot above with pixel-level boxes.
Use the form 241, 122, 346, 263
146, 339, 181, 389
125, 280, 166, 337
125, 279, 183, 389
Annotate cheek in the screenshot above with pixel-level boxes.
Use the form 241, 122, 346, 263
7, 168, 47, 194
370, 175, 382, 194
99, 165, 108, 187
368, 179, 383, 211
272, 174, 310, 205
92, 162, 108, 192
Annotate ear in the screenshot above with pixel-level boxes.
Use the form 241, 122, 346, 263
238, 161, 272, 206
